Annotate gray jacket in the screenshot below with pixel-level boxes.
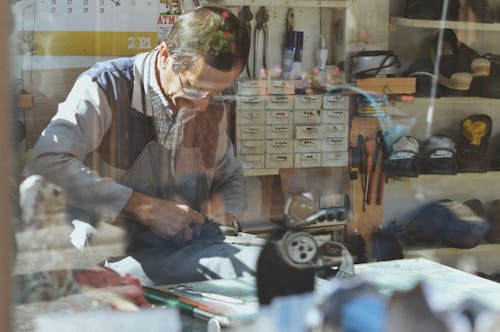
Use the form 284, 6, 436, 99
23, 50, 246, 233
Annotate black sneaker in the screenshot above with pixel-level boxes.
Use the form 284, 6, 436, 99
385, 135, 421, 177
420, 134, 458, 175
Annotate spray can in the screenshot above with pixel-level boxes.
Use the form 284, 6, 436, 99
282, 31, 296, 79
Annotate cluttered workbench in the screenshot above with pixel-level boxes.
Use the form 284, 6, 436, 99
13, 250, 500, 332
137, 258, 500, 331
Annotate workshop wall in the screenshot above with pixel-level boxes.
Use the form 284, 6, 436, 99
383, 0, 500, 227
12, 3, 326, 150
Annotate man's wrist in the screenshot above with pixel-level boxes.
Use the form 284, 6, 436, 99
215, 212, 240, 231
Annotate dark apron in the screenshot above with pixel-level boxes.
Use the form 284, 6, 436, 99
117, 141, 259, 284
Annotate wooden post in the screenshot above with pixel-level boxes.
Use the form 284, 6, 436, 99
0, 0, 12, 329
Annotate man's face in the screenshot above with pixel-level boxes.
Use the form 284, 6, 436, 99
157, 43, 242, 114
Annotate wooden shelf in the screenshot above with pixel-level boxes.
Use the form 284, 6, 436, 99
395, 96, 500, 105
403, 243, 500, 274
243, 168, 279, 177
404, 243, 500, 256
388, 171, 500, 183
390, 16, 500, 31
224, 0, 351, 8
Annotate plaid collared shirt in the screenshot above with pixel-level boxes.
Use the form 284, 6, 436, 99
148, 50, 196, 149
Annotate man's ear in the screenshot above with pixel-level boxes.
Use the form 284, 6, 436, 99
158, 42, 169, 69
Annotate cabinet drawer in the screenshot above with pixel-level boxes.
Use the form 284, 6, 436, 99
237, 140, 265, 155
236, 110, 265, 125
237, 80, 267, 96
238, 154, 265, 169
268, 79, 295, 95
237, 125, 265, 140
236, 95, 266, 110
322, 94, 349, 109
265, 95, 294, 110
322, 152, 348, 167
294, 152, 322, 168
266, 139, 293, 154
266, 110, 294, 124
295, 125, 322, 139
321, 109, 349, 123
294, 95, 322, 109
266, 153, 293, 169
294, 139, 322, 153
321, 137, 348, 152
266, 125, 294, 139
294, 110, 322, 124
321, 123, 349, 138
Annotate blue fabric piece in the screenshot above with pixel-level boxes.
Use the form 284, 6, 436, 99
341, 295, 387, 332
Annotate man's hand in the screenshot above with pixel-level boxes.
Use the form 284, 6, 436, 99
119, 192, 205, 241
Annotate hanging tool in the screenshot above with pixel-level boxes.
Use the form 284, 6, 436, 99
238, 6, 253, 78
253, 6, 269, 78
357, 135, 366, 202
363, 137, 376, 212
350, 143, 362, 215
285, 8, 295, 31
366, 135, 382, 206
376, 131, 388, 205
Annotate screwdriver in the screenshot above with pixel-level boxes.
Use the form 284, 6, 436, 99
350, 145, 362, 214
376, 131, 388, 205
363, 137, 376, 211
366, 136, 381, 206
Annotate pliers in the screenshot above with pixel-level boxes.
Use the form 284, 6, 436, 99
238, 6, 253, 78
253, 6, 269, 78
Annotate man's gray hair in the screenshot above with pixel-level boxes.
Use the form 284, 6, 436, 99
165, 6, 250, 73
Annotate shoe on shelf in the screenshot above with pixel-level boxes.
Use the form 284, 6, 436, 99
405, 59, 447, 98
385, 135, 421, 178
404, 0, 459, 21
419, 134, 458, 175
457, 114, 492, 173
488, 133, 500, 170
405, 199, 490, 249
470, 53, 500, 98
459, 0, 496, 23
486, 200, 500, 242
430, 29, 491, 92
463, 198, 487, 219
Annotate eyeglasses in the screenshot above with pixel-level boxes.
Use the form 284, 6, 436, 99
177, 73, 211, 100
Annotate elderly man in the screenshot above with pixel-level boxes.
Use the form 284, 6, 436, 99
23, 6, 260, 285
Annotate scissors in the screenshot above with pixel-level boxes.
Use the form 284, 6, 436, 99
173, 285, 244, 304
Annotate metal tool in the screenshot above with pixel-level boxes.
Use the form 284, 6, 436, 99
357, 135, 366, 202
143, 286, 232, 327
173, 285, 244, 304
349, 144, 362, 215
366, 135, 381, 206
286, 8, 295, 31
238, 6, 253, 78
253, 6, 269, 78
363, 137, 376, 211
376, 131, 388, 205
